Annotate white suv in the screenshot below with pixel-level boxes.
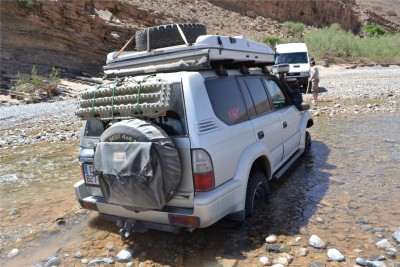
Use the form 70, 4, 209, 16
75, 68, 313, 236
74, 25, 313, 237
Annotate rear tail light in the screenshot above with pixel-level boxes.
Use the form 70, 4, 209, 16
80, 166, 85, 180
169, 214, 200, 228
192, 149, 215, 191
78, 200, 99, 211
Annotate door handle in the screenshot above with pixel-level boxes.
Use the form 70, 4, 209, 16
258, 131, 264, 139
283, 121, 287, 128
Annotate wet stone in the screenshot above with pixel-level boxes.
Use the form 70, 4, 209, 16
356, 257, 369, 266
266, 244, 281, 253
44, 256, 61, 267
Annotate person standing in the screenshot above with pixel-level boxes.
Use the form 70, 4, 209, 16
309, 60, 319, 104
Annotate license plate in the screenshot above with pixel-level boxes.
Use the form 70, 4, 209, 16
286, 77, 297, 81
83, 164, 100, 186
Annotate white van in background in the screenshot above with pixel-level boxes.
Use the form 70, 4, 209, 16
274, 43, 310, 90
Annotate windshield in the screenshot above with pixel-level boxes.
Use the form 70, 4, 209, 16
275, 52, 308, 64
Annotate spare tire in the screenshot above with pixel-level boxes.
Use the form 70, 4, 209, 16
135, 23, 207, 51
95, 119, 181, 211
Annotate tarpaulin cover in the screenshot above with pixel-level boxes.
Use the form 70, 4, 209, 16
94, 141, 178, 211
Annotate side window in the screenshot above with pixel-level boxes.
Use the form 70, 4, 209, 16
263, 78, 288, 109
241, 77, 272, 116
205, 77, 248, 125
151, 83, 188, 136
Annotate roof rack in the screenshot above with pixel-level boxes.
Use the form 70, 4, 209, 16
104, 35, 275, 78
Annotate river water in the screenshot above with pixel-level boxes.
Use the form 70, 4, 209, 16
1, 112, 399, 266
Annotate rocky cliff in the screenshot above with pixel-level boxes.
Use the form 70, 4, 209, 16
1, 0, 398, 84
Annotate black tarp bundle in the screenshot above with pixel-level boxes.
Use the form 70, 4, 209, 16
94, 141, 180, 211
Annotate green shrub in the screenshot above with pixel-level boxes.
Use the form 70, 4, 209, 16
18, 0, 35, 11
261, 35, 282, 47
13, 66, 61, 99
362, 24, 392, 38
304, 24, 400, 63
283, 21, 304, 37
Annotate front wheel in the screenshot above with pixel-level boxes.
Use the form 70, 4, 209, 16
245, 171, 270, 218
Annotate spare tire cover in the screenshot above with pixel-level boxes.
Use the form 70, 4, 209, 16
94, 119, 181, 211
135, 23, 207, 51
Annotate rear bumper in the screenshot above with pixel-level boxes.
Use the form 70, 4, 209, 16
74, 178, 243, 231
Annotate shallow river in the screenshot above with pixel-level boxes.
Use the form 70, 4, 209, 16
1, 112, 399, 266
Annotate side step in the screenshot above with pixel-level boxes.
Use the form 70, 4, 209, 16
273, 149, 304, 180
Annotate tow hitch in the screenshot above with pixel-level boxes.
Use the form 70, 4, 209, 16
116, 219, 148, 240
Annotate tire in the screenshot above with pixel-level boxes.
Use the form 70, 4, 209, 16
245, 171, 270, 218
135, 23, 207, 51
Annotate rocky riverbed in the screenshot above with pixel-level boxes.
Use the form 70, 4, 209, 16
0, 65, 399, 267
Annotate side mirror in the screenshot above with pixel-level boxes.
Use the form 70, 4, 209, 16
291, 88, 303, 106
272, 64, 289, 74
296, 103, 310, 111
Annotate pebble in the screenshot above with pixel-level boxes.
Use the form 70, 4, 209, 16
386, 251, 396, 259
371, 261, 388, 267
327, 248, 345, 261
309, 235, 327, 249
10, 208, 19, 215
370, 254, 386, 261
299, 247, 308, 256
7, 248, 19, 258
88, 258, 114, 265
81, 259, 89, 264
116, 248, 134, 262
73, 251, 82, 258
310, 262, 325, 267
259, 256, 270, 265
265, 234, 277, 243
376, 239, 393, 249
393, 228, 400, 243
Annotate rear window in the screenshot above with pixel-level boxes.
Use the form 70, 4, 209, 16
151, 83, 188, 136
205, 77, 248, 125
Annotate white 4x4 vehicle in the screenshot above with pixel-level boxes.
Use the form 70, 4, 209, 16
74, 24, 313, 237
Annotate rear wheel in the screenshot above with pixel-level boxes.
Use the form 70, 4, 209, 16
305, 131, 311, 152
245, 171, 270, 218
